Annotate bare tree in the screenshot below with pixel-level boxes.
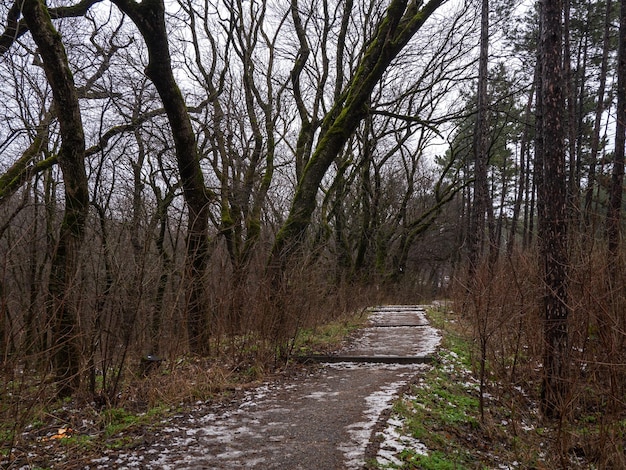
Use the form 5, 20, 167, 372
22, 0, 89, 397
111, 0, 215, 354
269, 0, 447, 274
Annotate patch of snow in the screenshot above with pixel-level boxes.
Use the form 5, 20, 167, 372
339, 368, 429, 469
302, 390, 341, 400
462, 381, 479, 391
498, 462, 521, 469
377, 415, 428, 466
325, 361, 429, 371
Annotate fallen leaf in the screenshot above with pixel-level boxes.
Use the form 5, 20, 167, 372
42, 428, 73, 441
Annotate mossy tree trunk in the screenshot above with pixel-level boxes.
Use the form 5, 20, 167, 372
112, 0, 214, 355
267, 0, 446, 340
22, 0, 89, 398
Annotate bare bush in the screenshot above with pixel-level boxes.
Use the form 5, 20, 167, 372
455, 240, 626, 466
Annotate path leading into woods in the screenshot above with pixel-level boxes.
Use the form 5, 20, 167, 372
90, 305, 441, 469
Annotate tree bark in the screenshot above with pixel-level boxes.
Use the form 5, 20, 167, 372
539, 0, 570, 419
468, 0, 492, 273
22, 0, 89, 398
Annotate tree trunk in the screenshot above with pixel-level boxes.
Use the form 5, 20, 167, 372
563, 0, 579, 216
508, 83, 534, 254
585, 0, 612, 228
539, 0, 570, 419
606, 0, 626, 258
112, 0, 213, 355
468, 0, 491, 273
22, 0, 89, 397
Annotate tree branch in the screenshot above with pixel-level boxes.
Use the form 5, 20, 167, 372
0, 0, 102, 56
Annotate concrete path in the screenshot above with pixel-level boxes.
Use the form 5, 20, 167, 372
90, 305, 440, 469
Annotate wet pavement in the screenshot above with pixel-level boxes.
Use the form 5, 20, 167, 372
90, 305, 440, 469
339, 305, 437, 358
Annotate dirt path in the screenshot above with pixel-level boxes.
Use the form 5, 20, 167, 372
90, 305, 440, 469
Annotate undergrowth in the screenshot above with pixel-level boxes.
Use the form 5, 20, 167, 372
0, 308, 367, 468
375, 304, 595, 469
292, 309, 369, 356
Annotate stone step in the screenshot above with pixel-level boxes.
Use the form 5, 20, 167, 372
296, 355, 433, 365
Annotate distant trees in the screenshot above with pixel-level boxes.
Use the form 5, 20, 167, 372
446, 0, 624, 260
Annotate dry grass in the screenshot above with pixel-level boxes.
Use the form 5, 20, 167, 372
0, 270, 387, 468
452, 242, 626, 467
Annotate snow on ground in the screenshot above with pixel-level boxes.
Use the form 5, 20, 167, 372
89, 305, 441, 469
377, 416, 429, 466
331, 363, 431, 468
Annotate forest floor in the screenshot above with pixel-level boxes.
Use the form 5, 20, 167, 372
3, 303, 596, 469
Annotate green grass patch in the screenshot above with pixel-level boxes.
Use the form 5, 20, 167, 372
371, 306, 495, 469
401, 450, 473, 470
293, 310, 368, 355
391, 353, 480, 468
102, 407, 141, 438
59, 433, 94, 450
99, 404, 170, 445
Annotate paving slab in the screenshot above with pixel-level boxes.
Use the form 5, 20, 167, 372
367, 308, 429, 327
300, 305, 435, 363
